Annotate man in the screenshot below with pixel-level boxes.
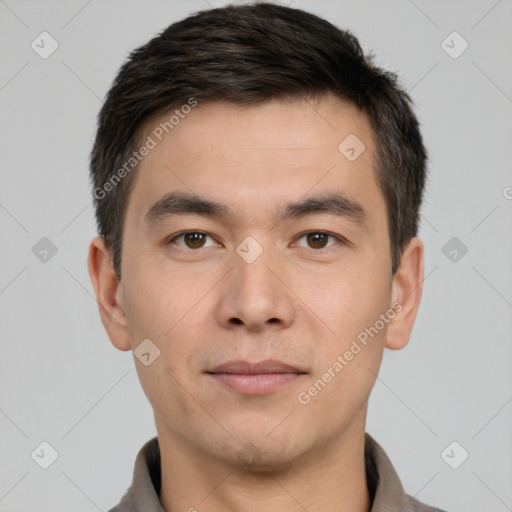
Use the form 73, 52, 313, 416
87, 3, 446, 511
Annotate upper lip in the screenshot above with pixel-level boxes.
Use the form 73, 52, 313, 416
207, 359, 306, 374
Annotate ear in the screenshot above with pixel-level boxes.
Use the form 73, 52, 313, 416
385, 237, 424, 350
87, 236, 132, 351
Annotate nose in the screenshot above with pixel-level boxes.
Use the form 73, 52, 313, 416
215, 242, 296, 332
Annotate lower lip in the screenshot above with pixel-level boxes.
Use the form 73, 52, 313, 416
208, 373, 303, 395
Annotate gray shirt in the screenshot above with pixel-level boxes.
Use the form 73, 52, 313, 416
108, 433, 446, 511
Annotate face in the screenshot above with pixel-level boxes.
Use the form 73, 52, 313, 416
90, 94, 422, 470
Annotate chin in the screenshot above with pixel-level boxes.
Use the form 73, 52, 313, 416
212, 425, 312, 473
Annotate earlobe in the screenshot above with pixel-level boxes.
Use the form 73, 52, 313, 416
87, 236, 132, 351
385, 237, 424, 351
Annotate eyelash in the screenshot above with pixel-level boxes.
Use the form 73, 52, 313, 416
166, 230, 346, 251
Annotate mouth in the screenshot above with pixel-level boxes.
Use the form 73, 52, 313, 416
206, 359, 307, 395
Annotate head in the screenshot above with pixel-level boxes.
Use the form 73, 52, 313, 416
88, 3, 426, 470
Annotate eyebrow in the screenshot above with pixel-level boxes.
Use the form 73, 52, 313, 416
144, 191, 367, 229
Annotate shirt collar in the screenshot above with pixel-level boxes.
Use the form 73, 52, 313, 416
110, 433, 434, 512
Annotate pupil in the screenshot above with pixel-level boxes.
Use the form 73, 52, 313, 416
308, 233, 327, 248
187, 233, 204, 248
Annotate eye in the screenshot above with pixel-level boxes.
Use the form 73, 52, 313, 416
167, 231, 218, 250
293, 231, 343, 250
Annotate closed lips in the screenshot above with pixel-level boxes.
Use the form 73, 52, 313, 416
206, 359, 307, 374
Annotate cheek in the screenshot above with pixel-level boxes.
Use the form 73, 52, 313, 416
122, 267, 210, 386
293, 262, 392, 344
296, 282, 390, 421
134, 355, 205, 434
121, 260, 204, 342
122, 274, 205, 419
121, 283, 160, 347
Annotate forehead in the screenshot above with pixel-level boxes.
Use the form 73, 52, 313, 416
125, 95, 384, 230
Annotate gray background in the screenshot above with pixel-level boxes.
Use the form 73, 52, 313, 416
1, 0, 511, 511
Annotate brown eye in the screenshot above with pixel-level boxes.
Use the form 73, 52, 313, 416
294, 232, 342, 250
183, 232, 206, 249
306, 233, 329, 249
168, 232, 216, 250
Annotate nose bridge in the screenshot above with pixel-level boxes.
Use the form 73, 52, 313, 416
217, 235, 296, 331
236, 240, 275, 295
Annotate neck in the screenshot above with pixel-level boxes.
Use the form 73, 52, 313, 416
157, 414, 371, 512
